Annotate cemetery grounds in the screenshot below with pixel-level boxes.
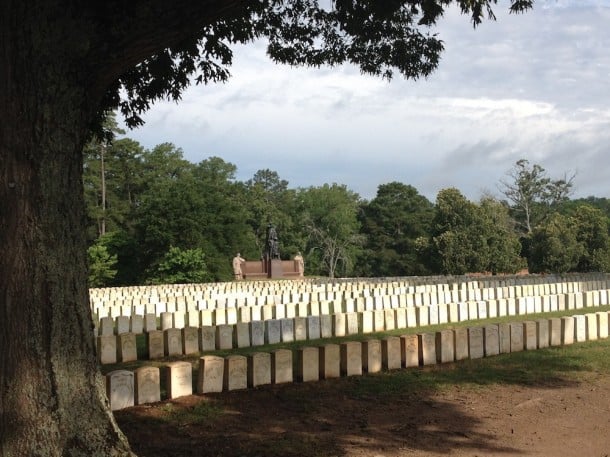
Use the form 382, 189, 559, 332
115, 334, 610, 457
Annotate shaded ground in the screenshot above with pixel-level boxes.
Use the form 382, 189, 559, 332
116, 350, 610, 457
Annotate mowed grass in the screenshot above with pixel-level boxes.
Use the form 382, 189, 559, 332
345, 338, 610, 400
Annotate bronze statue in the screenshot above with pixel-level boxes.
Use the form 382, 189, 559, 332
266, 224, 280, 260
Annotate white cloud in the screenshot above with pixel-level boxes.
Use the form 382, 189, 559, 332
122, 1, 610, 202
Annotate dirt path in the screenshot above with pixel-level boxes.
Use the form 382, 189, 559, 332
116, 368, 610, 457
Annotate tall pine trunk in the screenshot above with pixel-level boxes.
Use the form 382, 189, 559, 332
0, 4, 133, 456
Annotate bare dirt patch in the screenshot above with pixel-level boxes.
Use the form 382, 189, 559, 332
116, 366, 610, 457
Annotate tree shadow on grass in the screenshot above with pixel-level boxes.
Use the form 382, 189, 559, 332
116, 345, 599, 457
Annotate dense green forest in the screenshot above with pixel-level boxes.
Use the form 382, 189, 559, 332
85, 126, 610, 286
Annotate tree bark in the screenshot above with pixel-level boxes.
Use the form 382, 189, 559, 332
0, 2, 133, 455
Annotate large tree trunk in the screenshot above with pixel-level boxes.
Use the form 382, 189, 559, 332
0, 4, 133, 456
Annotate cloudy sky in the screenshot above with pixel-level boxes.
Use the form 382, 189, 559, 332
121, 0, 610, 202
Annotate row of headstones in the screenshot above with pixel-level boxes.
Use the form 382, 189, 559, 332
91, 277, 610, 319
92, 272, 610, 303
97, 294, 610, 364
105, 310, 610, 411
95, 289, 608, 338
89, 273, 610, 313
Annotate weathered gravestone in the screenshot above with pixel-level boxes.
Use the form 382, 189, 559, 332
468, 327, 484, 359
197, 355, 224, 394
362, 339, 382, 373
382, 336, 401, 370
453, 327, 468, 361
166, 361, 192, 399
106, 370, 134, 411
401, 334, 419, 367
216, 324, 234, 350
536, 319, 549, 349
98, 335, 117, 364
224, 355, 247, 391
319, 344, 341, 379
248, 352, 272, 387
561, 316, 575, 345
146, 330, 164, 359
250, 320, 265, 346
199, 325, 216, 351
297, 347, 319, 382
510, 322, 524, 352
271, 349, 293, 384
135, 366, 160, 405
117, 333, 137, 363
340, 341, 363, 376
164, 328, 182, 356
484, 325, 500, 357
418, 333, 436, 366
436, 329, 454, 363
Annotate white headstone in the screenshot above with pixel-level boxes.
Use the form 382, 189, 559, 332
297, 347, 320, 382
106, 370, 134, 411
248, 352, 271, 387
166, 361, 192, 399
199, 326, 216, 351
319, 344, 340, 379
271, 349, 293, 384
363, 339, 382, 373
197, 355, 224, 394
340, 341, 363, 376
135, 366, 160, 405
182, 327, 199, 355
435, 330, 454, 363
468, 327, 484, 359
117, 333, 137, 362
164, 328, 182, 356
224, 355, 247, 391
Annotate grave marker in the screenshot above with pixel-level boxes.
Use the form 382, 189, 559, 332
197, 355, 224, 394
166, 361, 192, 399
106, 370, 134, 411
135, 366, 160, 405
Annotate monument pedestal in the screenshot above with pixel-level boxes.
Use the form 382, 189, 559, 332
270, 259, 283, 279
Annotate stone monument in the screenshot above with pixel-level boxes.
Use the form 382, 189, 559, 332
265, 224, 283, 279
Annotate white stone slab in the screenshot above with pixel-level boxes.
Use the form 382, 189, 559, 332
418, 333, 436, 366
510, 322, 524, 352
197, 355, 224, 394
216, 324, 234, 350
106, 370, 134, 411
561, 316, 574, 345
363, 339, 382, 373
224, 355, 247, 391
135, 366, 160, 405
468, 327, 484, 359
250, 321, 265, 346
166, 361, 192, 399
340, 341, 363, 376
248, 352, 271, 387
117, 333, 137, 362
536, 319, 549, 349
272, 349, 293, 384
319, 344, 341, 379
381, 337, 401, 370
484, 325, 500, 357
297, 347, 320, 382
435, 330, 454, 363
233, 322, 250, 348
401, 334, 419, 367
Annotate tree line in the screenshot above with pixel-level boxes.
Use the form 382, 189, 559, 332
85, 126, 610, 287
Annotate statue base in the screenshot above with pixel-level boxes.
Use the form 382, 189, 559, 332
269, 259, 283, 279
